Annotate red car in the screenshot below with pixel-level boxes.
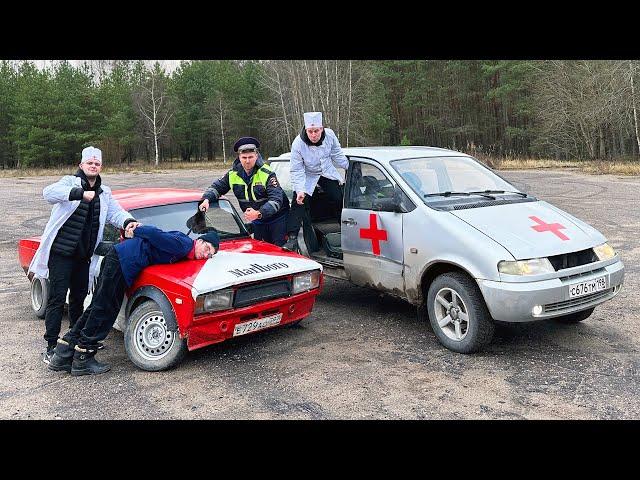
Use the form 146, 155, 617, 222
18, 188, 324, 371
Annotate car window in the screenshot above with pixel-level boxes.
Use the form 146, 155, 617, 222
130, 200, 248, 240
346, 162, 396, 210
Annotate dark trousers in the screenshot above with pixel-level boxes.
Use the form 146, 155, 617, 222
286, 176, 343, 236
44, 253, 90, 347
253, 214, 287, 247
64, 248, 126, 349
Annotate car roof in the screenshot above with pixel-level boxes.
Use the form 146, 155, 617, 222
112, 188, 204, 210
268, 146, 472, 165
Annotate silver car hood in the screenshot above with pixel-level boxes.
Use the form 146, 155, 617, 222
450, 200, 606, 260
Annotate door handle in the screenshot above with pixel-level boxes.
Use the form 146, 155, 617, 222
342, 218, 357, 226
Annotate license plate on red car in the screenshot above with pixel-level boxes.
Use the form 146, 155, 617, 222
233, 313, 283, 337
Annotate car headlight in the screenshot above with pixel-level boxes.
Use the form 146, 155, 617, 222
593, 243, 616, 261
292, 270, 321, 294
498, 258, 555, 276
195, 289, 234, 314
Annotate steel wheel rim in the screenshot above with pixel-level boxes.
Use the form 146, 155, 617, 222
434, 287, 470, 341
32, 278, 43, 311
133, 310, 175, 361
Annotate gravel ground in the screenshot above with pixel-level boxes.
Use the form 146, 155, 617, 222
0, 168, 637, 420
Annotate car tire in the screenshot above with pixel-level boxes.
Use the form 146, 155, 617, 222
31, 276, 48, 319
554, 307, 595, 324
426, 272, 495, 353
124, 300, 187, 371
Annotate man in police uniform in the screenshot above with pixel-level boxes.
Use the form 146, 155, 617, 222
284, 112, 348, 251
199, 137, 289, 246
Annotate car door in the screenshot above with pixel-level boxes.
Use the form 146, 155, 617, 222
341, 158, 405, 294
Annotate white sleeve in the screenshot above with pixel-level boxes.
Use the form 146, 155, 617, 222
329, 132, 349, 169
289, 141, 307, 194
105, 193, 134, 228
42, 176, 77, 205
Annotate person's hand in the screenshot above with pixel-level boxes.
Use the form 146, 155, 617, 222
124, 222, 140, 238
82, 191, 95, 202
243, 208, 261, 222
199, 199, 209, 212
296, 192, 305, 205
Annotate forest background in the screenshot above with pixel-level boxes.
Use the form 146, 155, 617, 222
1, 60, 639, 170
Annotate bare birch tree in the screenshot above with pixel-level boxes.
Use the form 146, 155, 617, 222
134, 65, 174, 166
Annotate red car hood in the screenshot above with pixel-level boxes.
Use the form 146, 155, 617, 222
140, 238, 323, 298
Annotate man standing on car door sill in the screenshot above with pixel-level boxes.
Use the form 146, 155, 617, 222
199, 137, 290, 247
284, 112, 348, 251
28, 146, 138, 365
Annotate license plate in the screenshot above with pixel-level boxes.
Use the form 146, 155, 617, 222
568, 276, 607, 299
233, 313, 283, 337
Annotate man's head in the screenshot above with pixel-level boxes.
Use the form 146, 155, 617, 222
233, 136, 261, 174
303, 112, 324, 144
194, 231, 220, 259
79, 146, 103, 179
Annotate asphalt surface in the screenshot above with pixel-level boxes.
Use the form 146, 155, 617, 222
0, 168, 638, 420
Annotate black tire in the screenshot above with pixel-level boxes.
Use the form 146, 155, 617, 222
31, 276, 48, 319
554, 307, 595, 324
426, 272, 495, 353
124, 300, 187, 371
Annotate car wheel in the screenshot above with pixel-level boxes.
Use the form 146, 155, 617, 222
554, 307, 595, 324
426, 272, 495, 353
124, 300, 187, 371
31, 276, 48, 319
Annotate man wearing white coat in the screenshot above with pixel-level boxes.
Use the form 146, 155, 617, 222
284, 112, 349, 251
29, 146, 137, 364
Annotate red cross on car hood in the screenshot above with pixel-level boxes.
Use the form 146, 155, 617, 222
450, 201, 606, 260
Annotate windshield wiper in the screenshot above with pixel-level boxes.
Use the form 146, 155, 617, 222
468, 189, 528, 198
424, 191, 496, 200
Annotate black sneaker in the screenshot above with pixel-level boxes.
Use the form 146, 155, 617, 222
42, 347, 55, 365
97, 342, 105, 351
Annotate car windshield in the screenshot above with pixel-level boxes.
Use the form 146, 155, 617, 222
391, 156, 521, 202
130, 199, 249, 240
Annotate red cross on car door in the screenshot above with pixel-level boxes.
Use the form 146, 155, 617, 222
341, 159, 405, 294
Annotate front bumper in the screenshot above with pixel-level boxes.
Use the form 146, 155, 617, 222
477, 259, 625, 322
184, 287, 321, 350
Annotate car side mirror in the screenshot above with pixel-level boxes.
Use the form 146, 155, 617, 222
95, 241, 114, 256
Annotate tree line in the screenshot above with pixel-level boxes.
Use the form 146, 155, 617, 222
1, 59, 639, 169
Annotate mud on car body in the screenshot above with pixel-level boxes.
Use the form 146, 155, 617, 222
267, 146, 624, 353
18, 188, 323, 371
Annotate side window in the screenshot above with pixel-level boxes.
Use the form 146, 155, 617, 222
102, 224, 121, 243
347, 162, 395, 210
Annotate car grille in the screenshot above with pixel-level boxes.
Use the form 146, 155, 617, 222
233, 279, 291, 308
560, 267, 606, 282
548, 248, 599, 271
543, 288, 615, 314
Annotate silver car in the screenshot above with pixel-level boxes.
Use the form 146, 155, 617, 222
268, 147, 625, 353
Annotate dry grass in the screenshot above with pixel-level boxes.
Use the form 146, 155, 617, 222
2, 157, 640, 177
0, 160, 232, 178
477, 156, 640, 176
